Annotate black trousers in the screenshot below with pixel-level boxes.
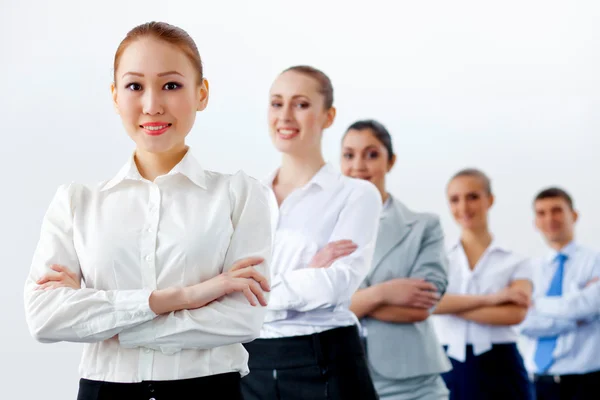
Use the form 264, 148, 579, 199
441, 344, 534, 400
241, 325, 379, 400
77, 372, 241, 400
534, 370, 600, 400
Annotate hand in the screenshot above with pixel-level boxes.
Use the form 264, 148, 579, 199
378, 278, 440, 309
585, 277, 599, 288
488, 287, 530, 307
183, 256, 270, 309
309, 240, 358, 268
35, 264, 81, 290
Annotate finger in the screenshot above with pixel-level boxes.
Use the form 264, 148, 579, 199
36, 272, 62, 285
411, 301, 436, 309
51, 264, 79, 280
326, 240, 356, 247
241, 286, 257, 306
413, 281, 438, 291
230, 257, 264, 271
415, 291, 441, 303
234, 268, 270, 291
245, 278, 267, 306
36, 282, 61, 291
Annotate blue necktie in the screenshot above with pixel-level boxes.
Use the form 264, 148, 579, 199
534, 253, 568, 372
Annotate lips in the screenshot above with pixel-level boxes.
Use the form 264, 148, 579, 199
277, 128, 299, 140
140, 122, 172, 136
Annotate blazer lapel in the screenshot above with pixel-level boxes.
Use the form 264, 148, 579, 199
369, 197, 417, 276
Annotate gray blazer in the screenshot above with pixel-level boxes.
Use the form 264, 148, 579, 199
360, 196, 451, 380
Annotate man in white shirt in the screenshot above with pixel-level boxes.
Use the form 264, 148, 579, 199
520, 187, 600, 400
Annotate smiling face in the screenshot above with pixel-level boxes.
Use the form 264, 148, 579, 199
534, 196, 577, 247
447, 175, 494, 231
268, 70, 335, 157
340, 128, 395, 198
111, 37, 208, 155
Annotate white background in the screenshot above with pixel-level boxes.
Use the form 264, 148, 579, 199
2, 0, 599, 398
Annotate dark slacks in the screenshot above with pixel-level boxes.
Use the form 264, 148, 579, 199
241, 325, 379, 400
534, 370, 600, 400
77, 372, 242, 400
441, 343, 534, 400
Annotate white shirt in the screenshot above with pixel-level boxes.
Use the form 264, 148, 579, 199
520, 242, 600, 375
431, 241, 532, 362
259, 164, 382, 338
24, 150, 273, 383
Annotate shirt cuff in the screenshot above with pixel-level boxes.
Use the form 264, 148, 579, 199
73, 289, 156, 338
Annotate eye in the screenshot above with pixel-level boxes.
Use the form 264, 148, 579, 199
126, 82, 142, 91
366, 151, 379, 160
343, 153, 353, 160
163, 82, 181, 90
270, 101, 282, 108
296, 102, 310, 109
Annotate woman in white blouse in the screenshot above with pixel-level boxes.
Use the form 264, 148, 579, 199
431, 168, 534, 400
24, 22, 272, 400
240, 66, 382, 400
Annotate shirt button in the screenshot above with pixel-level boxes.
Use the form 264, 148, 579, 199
145, 348, 151, 353
147, 227, 153, 233
145, 255, 153, 262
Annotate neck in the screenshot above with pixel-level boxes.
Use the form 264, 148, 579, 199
548, 236, 574, 251
134, 146, 189, 182
461, 226, 492, 250
380, 190, 389, 204
276, 151, 326, 188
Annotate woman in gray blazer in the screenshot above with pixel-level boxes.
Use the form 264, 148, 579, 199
341, 120, 451, 400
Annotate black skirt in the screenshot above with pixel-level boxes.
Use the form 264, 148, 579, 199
241, 325, 379, 400
77, 371, 241, 400
441, 343, 533, 400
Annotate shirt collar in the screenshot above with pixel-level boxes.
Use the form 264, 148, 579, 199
448, 237, 508, 255
262, 163, 339, 190
101, 148, 207, 191
545, 241, 577, 263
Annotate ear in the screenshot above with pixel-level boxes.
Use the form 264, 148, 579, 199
110, 83, 119, 115
197, 78, 209, 111
387, 154, 397, 172
572, 209, 579, 223
488, 193, 495, 209
323, 106, 336, 129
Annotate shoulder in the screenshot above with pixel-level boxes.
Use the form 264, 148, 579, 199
338, 175, 382, 204
393, 198, 442, 231
210, 170, 273, 211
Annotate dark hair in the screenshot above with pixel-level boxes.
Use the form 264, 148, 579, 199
534, 187, 574, 210
343, 119, 395, 160
449, 168, 492, 195
114, 21, 203, 84
281, 65, 334, 109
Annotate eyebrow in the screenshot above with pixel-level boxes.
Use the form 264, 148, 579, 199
121, 71, 184, 79
271, 94, 310, 100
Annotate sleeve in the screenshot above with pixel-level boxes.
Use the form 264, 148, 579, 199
511, 258, 534, 283
266, 181, 382, 313
23, 184, 156, 344
533, 255, 600, 320
118, 172, 273, 353
407, 215, 448, 295
519, 309, 579, 338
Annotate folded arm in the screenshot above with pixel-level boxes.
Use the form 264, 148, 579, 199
456, 279, 532, 325
268, 183, 382, 315
360, 215, 449, 323
119, 173, 273, 353
24, 184, 157, 344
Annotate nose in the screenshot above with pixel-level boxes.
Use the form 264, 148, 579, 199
280, 104, 293, 123
352, 156, 367, 171
142, 89, 164, 115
